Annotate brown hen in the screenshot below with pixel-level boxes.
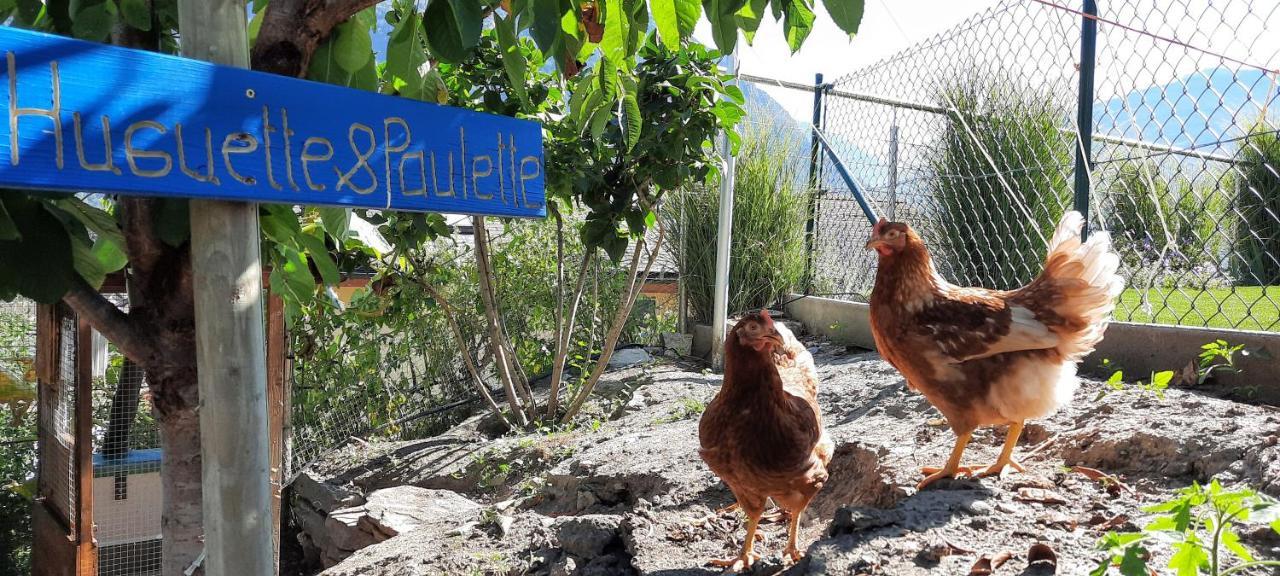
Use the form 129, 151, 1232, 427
699, 311, 833, 570
866, 211, 1122, 490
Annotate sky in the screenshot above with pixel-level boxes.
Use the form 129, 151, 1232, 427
692, 0, 1006, 123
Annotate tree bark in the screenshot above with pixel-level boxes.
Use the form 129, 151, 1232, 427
546, 251, 592, 420
251, 0, 381, 77
102, 358, 144, 460
471, 216, 529, 425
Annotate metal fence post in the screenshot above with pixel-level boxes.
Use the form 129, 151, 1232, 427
888, 113, 899, 221
1073, 0, 1098, 239
804, 73, 825, 293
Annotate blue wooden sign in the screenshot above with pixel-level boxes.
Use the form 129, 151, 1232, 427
0, 26, 545, 218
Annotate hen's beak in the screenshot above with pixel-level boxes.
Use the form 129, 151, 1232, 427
865, 236, 884, 251
767, 331, 786, 349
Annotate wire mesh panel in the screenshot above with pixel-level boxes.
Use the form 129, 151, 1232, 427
92, 321, 163, 576
813, 0, 1280, 332
37, 310, 79, 534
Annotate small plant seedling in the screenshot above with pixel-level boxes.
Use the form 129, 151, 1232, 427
1092, 480, 1280, 576
1197, 340, 1268, 385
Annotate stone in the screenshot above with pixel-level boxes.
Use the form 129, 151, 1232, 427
555, 514, 624, 559
317, 487, 481, 566
293, 470, 364, 514
608, 347, 652, 369
661, 333, 693, 357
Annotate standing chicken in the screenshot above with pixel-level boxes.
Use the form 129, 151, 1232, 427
699, 311, 833, 570
865, 212, 1122, 490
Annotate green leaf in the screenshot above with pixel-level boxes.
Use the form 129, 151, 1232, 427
1151, 370, 1174, 389
734, 0, 767, 44
1117, 546, 1149, 576
261, 204, 302, 246
597, 57, 619, 103
69, 234, 106, 289
1167, 540, 1208, 576
0, 197, 18, 241
782, 0, 815, 53
51, 198, 124, 251
604, 233, 627, 263
601, 0, 629, 66
703, 0, 739, 54
296, 231, 340, 287
587, 103, 611, 142
0, 192, 79, 303
532, 0, 567, 55
318, 207, 350, 241
334, 18, 374, 74
423, 0, 482, 63
495, 12, 529, 107
90, 234, 127, 273
279, 246, 315, 299
622, 92, 641, 151
307, 39, 351, 86
644, 209, 657, 229
71, 1, 113, 41
651, 0, 682, 50
248, 5, 266, 46
385, 8, 426, 83
823, 0, 862, 36
118, 0, 149, 30
1108, 370, 1124, 385
1220, 527, 1254, 562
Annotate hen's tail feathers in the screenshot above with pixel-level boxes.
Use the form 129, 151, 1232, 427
1040, 211, 1125, 361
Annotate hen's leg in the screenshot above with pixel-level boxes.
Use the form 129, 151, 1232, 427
918, 431, 975, 490
714, 502, 787, 523
977, 421, 1026, 478
708, 496, 765, 572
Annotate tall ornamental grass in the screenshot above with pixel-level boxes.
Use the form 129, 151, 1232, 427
665, 119, 809, 324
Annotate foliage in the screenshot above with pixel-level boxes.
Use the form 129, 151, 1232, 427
664, 117, 808, 323
1103, 160, 1225, 275
1092, 480, 1280, 576
0, 304, 35, 576
1232, 121, 1280, 286
928, 73, 1073, 290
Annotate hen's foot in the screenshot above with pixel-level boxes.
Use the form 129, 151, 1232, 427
783, 544, 805, 564
708, 552, 760, 572
714, 503, 788, 524
917, 465, 981, 490
976, 459, 1026, 479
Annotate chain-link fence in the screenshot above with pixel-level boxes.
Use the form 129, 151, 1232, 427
810, 0, 1280, 332
0, 299, 37, 575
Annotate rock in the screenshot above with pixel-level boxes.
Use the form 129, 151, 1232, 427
319, 487, 481, 566
555, 514, 624, 559
293, 471, 364, 514
549, 555, 577, 576
830, 507, 903, 536
608, 347, 653, 369
661, 333, 692, 357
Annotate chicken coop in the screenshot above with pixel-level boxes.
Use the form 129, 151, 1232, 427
18, 280, 290, 576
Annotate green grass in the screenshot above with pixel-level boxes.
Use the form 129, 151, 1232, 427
1116, 287, 1280, 331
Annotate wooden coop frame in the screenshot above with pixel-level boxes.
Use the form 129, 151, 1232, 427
32, 274, 292, 576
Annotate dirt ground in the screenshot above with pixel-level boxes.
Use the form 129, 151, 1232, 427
286, 338, 1280, 576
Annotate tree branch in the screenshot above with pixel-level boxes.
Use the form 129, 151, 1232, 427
62, 277, 151, 366
251, 0, 381, 77
118, 198, 165, 274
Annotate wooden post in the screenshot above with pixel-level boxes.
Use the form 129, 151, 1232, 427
266, 294, 288, 575
75, 315, 97, 576
181, 1, 274, 575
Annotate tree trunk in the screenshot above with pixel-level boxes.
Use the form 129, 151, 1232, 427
546, 251, 592, 420
562, 226, 665, 424
158, 403, 203, 576
471, 216, 529, 425
102, 358, 143, 460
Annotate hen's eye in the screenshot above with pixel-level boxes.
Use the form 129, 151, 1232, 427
885, 230, 901, 239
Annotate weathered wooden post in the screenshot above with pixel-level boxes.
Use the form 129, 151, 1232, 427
180, 0, 274, 574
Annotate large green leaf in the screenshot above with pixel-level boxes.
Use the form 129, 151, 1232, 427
69, 234, 106, 289
118, 0, 150, 30
1167, 540, 1208, 576
600, 0, 628, 66
155, 198, 190, 247
385, 8, 426, 83
334, 18, 374, 74
494, 12, 529, 107
308, 39, 351, 86
702, 0, 740, 54
70, 0, 114, 41
296, 231, 340, 287
651, 0, 682, 50
531, 0, 567, 55
51, 198, 124, 251
423, 0, 482, 64
735, 0, 768, 44
0, 192, 77, 303
782, 0, 815, 53
317, 207, 351, 241
622, 93, 641, 152
823, 0, 863, 36
90, 234, 127, 274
